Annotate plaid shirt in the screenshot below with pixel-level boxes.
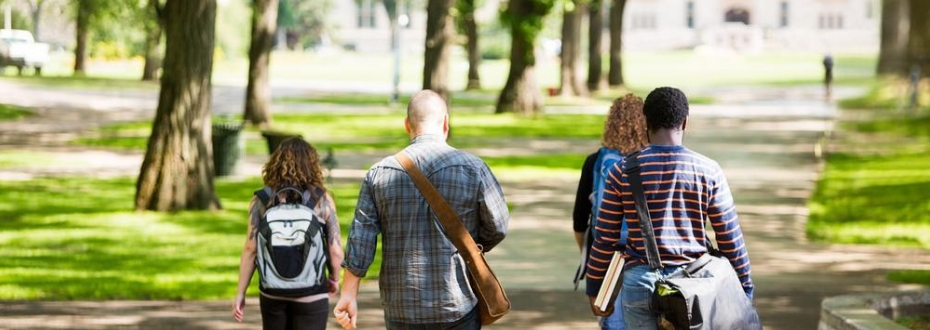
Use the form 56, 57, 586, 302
343, 134, 510, 324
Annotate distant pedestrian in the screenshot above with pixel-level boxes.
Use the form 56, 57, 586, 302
233, 137, 344, 329
823, 54, 834, 100
333, 90, 510, 330
575, 93, 649, 329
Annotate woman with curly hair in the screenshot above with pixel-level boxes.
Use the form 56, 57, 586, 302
233, 137, 344, 329
572, 94, 648, 330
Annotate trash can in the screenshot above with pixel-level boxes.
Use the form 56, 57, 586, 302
212, 121, 243, 176
261, 130, 302, 154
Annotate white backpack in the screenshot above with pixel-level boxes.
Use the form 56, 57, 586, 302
254, 187, 331, 297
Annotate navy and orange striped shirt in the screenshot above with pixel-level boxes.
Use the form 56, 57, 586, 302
586, 145, 754, 299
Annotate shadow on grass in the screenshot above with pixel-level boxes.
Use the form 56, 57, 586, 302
0, 176, 368, 300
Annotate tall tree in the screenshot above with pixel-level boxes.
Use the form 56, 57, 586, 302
243, 0, 279, 128
73, 0, 91, 75
27, 0, 45, 41
586, 0, 604, 91
559, 0, 586, 96
877, 0, 909, 75
496, 0, 555, 114
456, 0, 481, 90
141, 0, 165, 81
136, 0, 220, 211
423, 0, 455, 102
907, 0, 928, 77
607, 0, 625, 86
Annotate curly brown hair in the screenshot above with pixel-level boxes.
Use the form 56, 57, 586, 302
262, 137, 326, 199
602, 93, 649, 154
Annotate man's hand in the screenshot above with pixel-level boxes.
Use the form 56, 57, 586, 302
333, 294, 358, 329
588, 295, 614, 317
232, 294, 246, 322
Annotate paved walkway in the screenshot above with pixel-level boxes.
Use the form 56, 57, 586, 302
1, 80, 929, 329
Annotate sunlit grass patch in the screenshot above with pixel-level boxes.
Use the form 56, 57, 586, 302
839, 78, 929, 111
74, 113, 607, 153
887, 270, 930, 286
0, 176, 366, 300
809, 110, 930, 249
0, 103, 33, 121
484, 153, 587, 181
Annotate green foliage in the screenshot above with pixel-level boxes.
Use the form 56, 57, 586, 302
277, 0, 333, 49
807, 114, 930, 249
0, 104, 34, 121
0, 176, 364, 300
499, 0, 557, 63
85, 0, 147, 58
215, 0, 250, 59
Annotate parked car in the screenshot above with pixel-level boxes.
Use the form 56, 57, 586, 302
0, 29, 49, 76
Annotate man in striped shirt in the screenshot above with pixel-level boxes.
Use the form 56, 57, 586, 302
587, 87, 754, 329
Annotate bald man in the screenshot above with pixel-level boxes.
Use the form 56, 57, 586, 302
334, 90, 510, 329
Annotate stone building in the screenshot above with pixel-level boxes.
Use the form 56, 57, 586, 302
329, 0, 878, 54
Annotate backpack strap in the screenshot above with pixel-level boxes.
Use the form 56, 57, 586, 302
623, 151, 663, 270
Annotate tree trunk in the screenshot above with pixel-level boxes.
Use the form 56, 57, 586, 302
587, 0, 604, 92
559, 1, 586, 96
136, 0, 220, 211
463, 2, 481, 90
607, 0, 626, 86
244, 0, 279, 128
496, 4, 543, 115
907, 0, 929, 77
73, 0, 90, 76
29, 0, 43, 42
877, 0, 909, 75
423, 0, 454, 103
142, 0, 164, 81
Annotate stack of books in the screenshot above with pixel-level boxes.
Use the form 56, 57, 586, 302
594, 251, 625, 312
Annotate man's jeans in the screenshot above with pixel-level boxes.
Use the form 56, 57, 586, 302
620, 265, 681, 330
598, 293, 625, 330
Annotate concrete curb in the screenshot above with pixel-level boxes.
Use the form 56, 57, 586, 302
818, 291, 930, 330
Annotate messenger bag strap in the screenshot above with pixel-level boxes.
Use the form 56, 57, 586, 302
623, 152, 664, 270
394, 151, 487, 257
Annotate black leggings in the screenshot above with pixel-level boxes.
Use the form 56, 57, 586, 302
260, 295, 329, 330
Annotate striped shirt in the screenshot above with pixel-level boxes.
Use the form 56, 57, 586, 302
342, 134, 510, 324
586, 145, 754, 299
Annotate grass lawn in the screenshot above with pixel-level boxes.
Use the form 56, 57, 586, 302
897, 315, 930, 330
807, 114, 930, 249
808, 81, 930, 285
0, 176, 364, 300
0, 104, 34, 121
74, 112, 607, 154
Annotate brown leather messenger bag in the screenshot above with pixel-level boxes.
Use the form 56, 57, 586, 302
395, 151, 511, 325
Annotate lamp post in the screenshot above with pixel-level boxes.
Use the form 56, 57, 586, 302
391, 2, 409, 104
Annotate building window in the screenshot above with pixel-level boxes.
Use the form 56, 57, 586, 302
357, 0, 377, 29
686, 1, 694, 28
779, 1, 789, 28
819, 13, 844, 29
725, 8, 750, 25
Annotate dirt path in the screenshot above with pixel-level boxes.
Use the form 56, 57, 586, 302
1, 81, 928, 329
